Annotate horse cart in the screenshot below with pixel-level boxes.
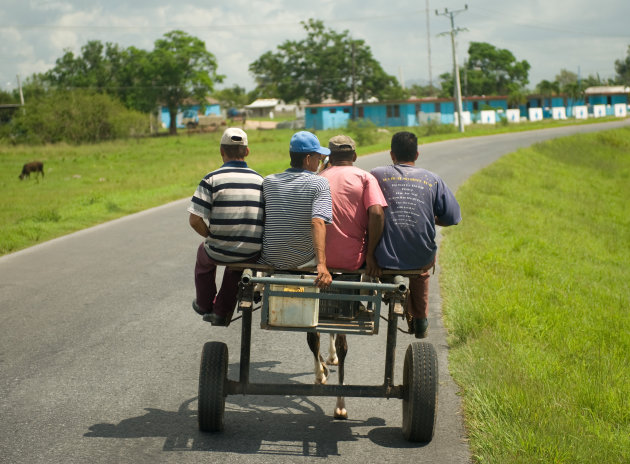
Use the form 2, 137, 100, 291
197, 265, 439, 442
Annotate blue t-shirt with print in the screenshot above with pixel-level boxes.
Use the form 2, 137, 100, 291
370, 164, 461, 270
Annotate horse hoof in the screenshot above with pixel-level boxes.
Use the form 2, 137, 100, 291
315, 376, 327, 385
334, 408, 348, 420
326, 355, 339, 366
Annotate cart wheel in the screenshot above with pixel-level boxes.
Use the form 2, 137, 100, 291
402, 341, 438, 442
198, 341, 228, 432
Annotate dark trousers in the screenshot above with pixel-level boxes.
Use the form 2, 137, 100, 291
194, 243, 243, 317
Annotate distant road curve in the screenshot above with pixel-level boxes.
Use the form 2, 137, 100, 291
356, 119, 630, 190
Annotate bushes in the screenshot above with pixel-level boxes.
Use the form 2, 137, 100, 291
346, 119, 379, 146
415, 119, 457, 137
1, 90, 149, 144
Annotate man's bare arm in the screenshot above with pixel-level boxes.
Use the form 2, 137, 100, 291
365, 205, 385, 277
189, 213, 209, 238
311, 218, 332, 288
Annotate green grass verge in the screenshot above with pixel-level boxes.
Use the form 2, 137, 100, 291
440, 127, 630, 463
0, 117, 623, 255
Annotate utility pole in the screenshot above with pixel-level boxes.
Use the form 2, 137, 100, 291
16, 74, 24, 106
425, 0, 433, 94
351, 41, 357, 121
436, 5, 467, 133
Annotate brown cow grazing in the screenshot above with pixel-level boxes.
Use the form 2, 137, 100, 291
19, 161, 44, 180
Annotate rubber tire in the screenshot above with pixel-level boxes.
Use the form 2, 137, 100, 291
198, 341, 228, 432
402, 341, 438, 442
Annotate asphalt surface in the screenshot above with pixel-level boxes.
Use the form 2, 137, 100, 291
1, 119, 628, 464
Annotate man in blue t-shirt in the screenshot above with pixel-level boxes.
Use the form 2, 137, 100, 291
371, 131, 461, 338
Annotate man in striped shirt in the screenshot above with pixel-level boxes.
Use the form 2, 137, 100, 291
188, 128, 264, 325
260, 131, 333, 288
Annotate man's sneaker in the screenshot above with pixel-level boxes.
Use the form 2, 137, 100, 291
202, 312, 228, 326
414, 318, 429, 339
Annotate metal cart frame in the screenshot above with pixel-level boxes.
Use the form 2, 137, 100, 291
197, 266, 438, 442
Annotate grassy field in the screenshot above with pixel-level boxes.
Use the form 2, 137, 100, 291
440, 127, 630, 463
0, 116, 622, 255
0, 129, 288, 255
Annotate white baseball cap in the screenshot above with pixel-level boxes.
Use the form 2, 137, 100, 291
221, 127, 248, 146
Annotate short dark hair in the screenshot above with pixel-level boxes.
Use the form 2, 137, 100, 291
290, 151, 309, 168
329, 150, 354, 164
221, 144, 248, 159
391, 131, 418, 162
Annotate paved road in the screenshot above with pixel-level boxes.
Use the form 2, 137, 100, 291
1, 119, 627, 464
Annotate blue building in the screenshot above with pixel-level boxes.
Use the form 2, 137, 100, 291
461, 96, 508, 122
585, 86, 629, 116
303, 87, 628, 130
305, 103, 353, 130
160, 98, 221, 129
521, 95, 586, 119
305, 96, 509, 130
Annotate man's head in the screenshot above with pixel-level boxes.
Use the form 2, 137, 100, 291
220, 127, 249, 160
289, 131, 331, 171
328, 134, 357, 165
390, 131, 418, 163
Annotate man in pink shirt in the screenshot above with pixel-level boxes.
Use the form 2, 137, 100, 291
319, 135, 387, 276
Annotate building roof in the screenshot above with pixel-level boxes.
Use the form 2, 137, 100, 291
245, 98, 279, 109
304, 95, 510, 108
585, 86, 630, 95
180, 96, 219, 105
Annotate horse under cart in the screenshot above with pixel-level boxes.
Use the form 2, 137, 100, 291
197, 264, 438, 443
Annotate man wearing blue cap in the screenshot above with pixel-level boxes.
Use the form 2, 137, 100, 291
260, 131, 333, 288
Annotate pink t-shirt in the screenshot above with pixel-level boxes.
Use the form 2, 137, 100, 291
320, 165, 387, 269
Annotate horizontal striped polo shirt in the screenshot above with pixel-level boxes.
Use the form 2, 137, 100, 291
188, 160, 264, 262
260, 168, 332, 269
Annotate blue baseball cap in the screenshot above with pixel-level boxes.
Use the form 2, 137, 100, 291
289, 131, 331, 155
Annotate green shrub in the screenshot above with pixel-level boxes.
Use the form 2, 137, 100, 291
416, 119, 457, 137
1, 89, 149, 145
346, 119, 378, 146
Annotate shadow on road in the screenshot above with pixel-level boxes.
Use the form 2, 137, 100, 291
85, 361, 427, 456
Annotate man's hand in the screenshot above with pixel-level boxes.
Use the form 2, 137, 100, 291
365, 254, 382, 278
311, 218, 331, 288
314, 263, 332, 289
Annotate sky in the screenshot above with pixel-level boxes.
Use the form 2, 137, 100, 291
1, 0, 629, 98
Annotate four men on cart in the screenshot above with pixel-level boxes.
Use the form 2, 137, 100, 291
188, 128, 460, 337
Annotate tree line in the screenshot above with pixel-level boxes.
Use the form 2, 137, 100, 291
1, 18, 629, 144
